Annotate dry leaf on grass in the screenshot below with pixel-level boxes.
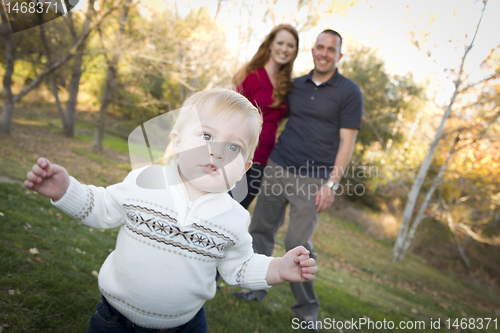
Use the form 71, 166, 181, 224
29, 247, 39, 255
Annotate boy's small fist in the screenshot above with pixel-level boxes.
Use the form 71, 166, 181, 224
24, 157, 69, 201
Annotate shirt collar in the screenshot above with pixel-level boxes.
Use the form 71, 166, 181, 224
305, 68, 340, 87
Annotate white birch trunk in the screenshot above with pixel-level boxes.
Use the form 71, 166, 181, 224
391, 2, 488, 262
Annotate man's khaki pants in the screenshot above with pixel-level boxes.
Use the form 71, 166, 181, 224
249, 159, 323, 319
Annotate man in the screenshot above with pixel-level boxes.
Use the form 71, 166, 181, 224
235, 29, 363, 330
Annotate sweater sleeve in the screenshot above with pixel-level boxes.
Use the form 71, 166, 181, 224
217, 215, 273, 290
51, 173, 133, 229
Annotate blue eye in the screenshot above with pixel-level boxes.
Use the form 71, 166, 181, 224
228, 144, 240, 152
202, 133, 212, 141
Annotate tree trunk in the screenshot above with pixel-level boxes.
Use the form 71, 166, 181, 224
447, 211, 471, 270
39, 24, 68, 131
63, 0, 95, 137
397, 140, 457, 260
93, 0, 130, 152
391, 2, 488, 262
93, 65, 117, 152
1, 2, 15, 134
64, 58, 82, 137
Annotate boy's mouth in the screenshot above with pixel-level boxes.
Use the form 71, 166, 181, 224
202, 163, 219, 175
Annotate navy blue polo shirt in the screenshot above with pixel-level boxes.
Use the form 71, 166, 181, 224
270, 69, 363, 179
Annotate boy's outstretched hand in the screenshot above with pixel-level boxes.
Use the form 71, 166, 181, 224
266, 246, 317, 285
24, 157, 69, 202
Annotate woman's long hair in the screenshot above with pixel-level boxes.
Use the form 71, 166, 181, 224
233, 24, 299, 109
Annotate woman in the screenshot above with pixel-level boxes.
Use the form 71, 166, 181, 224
234, 24, 299, 209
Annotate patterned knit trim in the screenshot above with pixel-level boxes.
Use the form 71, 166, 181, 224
125, 198, 180, 221
199, 220, 241, 243
75, 187, 94, 222
124, 198, 242, 242
192, 223, 236, 246
101, 289, 193, 319
126, 223, 225, 260
123, 204, 177, 224
236, 259, 251, 285
125, 209, 230, 252
123, 230, 218, 263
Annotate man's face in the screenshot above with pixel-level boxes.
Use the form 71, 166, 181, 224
311, 32, 343, 76
171, 107, 253, 197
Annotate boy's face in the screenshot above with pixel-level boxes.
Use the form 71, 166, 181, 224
171, 105, 254, 198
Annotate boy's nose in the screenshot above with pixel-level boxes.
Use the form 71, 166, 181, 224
208, 142, 225, 161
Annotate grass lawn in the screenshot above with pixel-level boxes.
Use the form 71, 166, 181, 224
1, 103, 499, 332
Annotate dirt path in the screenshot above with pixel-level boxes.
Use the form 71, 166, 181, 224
0, 175, 20, 184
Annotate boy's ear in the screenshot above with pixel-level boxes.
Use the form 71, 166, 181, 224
243, 160, 252, 175
170, 130, 181, 154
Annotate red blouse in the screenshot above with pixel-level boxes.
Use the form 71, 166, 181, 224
237, 68, 287, 165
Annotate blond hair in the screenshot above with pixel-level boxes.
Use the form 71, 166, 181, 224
171, 88, 263, 163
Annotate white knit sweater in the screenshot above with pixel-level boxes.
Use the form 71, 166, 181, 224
52, 160, 273, 329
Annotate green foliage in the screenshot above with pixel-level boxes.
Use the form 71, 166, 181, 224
339, 44, 428, 207
341, 44, 425, 152
110, 5, 231, 122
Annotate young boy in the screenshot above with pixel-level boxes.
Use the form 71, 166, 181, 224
24, 88, 317, 333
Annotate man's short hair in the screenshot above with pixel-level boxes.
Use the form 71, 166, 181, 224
319, 29, 342, 52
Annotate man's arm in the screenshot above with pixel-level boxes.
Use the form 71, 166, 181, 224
315, 128, 358, 212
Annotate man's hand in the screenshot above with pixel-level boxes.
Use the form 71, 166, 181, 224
24, 157, 70, 202
315, 184, 335, 212
266, 246, 317, 285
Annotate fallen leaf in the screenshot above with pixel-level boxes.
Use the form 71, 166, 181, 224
48, 210, 54, 216
8, 290, 15, 295
35, 257, 42, 262
29, 247, 39, 255
91, 271, 99, 278
56, 213, 62, 219
23, 223, 32, 230
75, 248, 86, 254
30, 234, 40, 239
0, 212, 4, 217
411, 308, 418, 314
